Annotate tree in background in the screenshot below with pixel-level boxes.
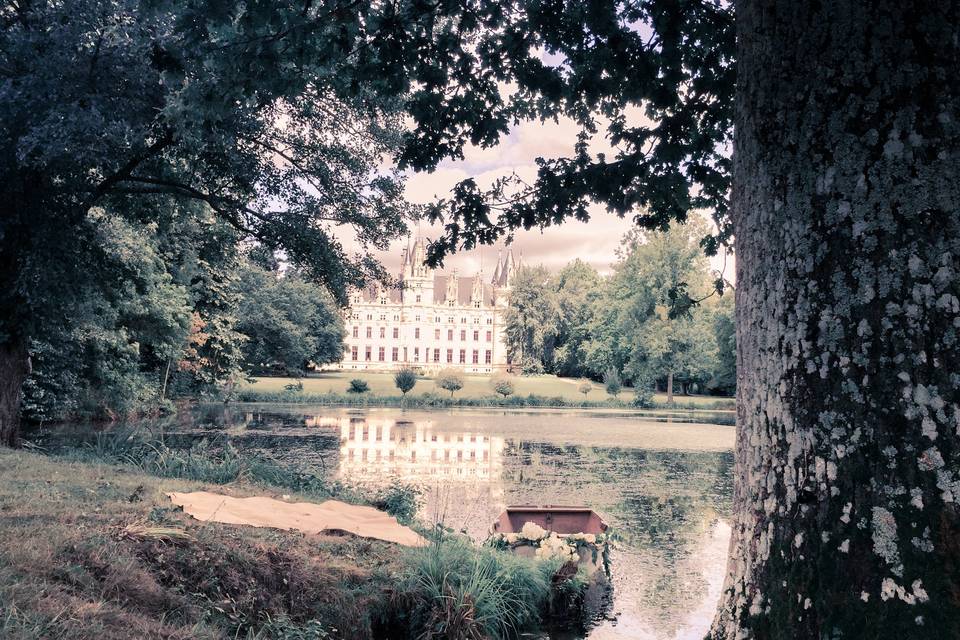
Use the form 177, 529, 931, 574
1, 0, 417, 444
608, 222, 720, 404
490, 374, 515, 398
603, 369, 622, 399
435, 369, 465, 398
20, 203, 246, 421
578, 380, 592, 398
394, 368, 417, 397
503, 266, 559, 372
552, 260, 603, 377
235, 262, 344, 376
708, 294, 736, 397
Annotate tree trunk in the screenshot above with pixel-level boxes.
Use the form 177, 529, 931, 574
666, 371, 674, 406
711, 1, 960, 638
0, 340, 29, 447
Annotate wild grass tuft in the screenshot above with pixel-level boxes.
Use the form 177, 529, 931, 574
398, 538, 559, 639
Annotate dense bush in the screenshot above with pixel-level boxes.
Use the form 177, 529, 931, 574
347, 379, 370, 394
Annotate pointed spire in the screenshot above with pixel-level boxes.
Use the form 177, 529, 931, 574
491, 249, 502, 285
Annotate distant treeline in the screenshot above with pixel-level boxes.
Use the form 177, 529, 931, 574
502, 219, 736, 401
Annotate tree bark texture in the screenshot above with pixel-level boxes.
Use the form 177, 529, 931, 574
0, 340, 29, 447
711, 1, 960, 638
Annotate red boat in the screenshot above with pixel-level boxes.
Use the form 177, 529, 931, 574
489, 505, 610, 576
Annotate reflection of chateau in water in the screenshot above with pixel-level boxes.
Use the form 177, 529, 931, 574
328, 416, 507, 532
333, 417, 505, 483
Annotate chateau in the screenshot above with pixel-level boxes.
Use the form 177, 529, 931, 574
338, 238, 521, 373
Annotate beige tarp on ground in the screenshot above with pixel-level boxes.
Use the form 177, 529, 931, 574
168, 491, 427, 547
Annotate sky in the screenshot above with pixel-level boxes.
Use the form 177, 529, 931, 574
338, 105, 732, 282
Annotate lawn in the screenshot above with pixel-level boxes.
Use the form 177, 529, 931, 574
242, 370, 733, 407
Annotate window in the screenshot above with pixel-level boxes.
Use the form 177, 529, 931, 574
446, 349, 453, 363
366, 327, 372, 338
365, 347, 372, 361
448, 316, 454, 323
459, 349, 466, 364
367, 313, 372, 320
415, 315, 421, 322
414, 347, 420, 362
461, 317, 467, 324
434, 329, 441, 340
351, 346, 358, 361
447, 329, 453, 341
433, 349, 440, 363
415, 294, 422, 302
486, 331, 492, 342
473, 330, 479, 341
472, 350, 479, 364
352, 326, 358, 338
475, 301, 481, 308
392, 347, 398, 362
380, 327, 385, 339
393, 327, 399, 339
486, 318, 493, 325
460, 330, 466, 341
485, 350, 492, 364
378, 347, 385, 361
380, 313, 386, 320
435, 316, 440, 323
394, 315, 399, 321
415, 328, 420, 339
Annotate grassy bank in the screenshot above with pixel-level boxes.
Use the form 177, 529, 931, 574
239, 372, 735, 412
0, 440, 588, 639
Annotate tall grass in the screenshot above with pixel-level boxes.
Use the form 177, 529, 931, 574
398, 538, 560, 639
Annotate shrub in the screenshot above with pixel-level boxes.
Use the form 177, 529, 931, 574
283, 379, 304, 393
577, 380, 592, 397
490, 374, 515, 397
400, 539, 558, 639
371, 480, 422, 524
603, 369, 622, 398
346, 378, 369, 394
435, 368, 464, 397
394, 368, 418, 396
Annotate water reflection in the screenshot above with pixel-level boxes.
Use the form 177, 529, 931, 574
31, 406, 734, 640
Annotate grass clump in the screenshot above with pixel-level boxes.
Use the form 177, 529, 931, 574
396, 538, 560, 639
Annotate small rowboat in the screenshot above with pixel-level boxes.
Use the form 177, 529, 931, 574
489, 505, 610, 576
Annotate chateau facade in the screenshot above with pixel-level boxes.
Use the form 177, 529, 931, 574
338, 239, 521, 373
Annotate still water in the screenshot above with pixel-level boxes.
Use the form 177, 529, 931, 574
43, 405, 736, 639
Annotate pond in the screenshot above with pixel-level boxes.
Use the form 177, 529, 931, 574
37, 405, 736, 639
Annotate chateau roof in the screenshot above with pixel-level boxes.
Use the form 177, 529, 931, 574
354, 275, 496, 306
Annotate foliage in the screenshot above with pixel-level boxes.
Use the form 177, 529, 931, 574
578, 381, 592, 397
235, 262, 345, 376
234, 388, 736, 416
603, 369, 622, 398
370, 481, 423, 525
552, 260, 603, 377
435, 368, 465, 398
709, 294, 737, 396
490, 375, 516, 398
399, 539, 558, 639
347, 379, 370, 394
394, 368, 418, 396
504, 267, 560, 369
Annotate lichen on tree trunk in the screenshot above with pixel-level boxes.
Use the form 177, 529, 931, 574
710, 0, 960, 637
